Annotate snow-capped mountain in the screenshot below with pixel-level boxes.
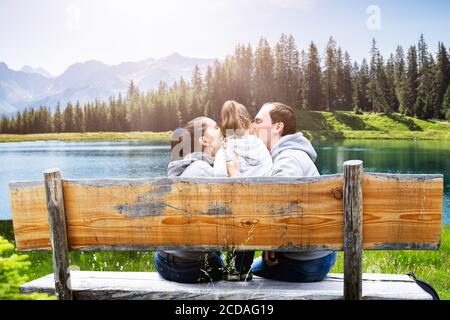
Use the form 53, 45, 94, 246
0, 53, 214, 114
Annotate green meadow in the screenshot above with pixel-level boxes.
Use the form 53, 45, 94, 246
0, 221, 449, 300
297, 111, 450, 141
0, 112, 449, 143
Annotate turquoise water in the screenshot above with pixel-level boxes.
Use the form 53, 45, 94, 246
0, 139, 448, 224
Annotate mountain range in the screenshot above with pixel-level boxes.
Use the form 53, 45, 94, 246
0, 53, 214, 115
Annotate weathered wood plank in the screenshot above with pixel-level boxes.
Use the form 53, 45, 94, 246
9, 181, 50, 249
343, 160, 363, 300
9, 173, 443, 251
362, 173, 443, 249
11, 175, 345, 251
43, 168, 72, 300
19, 271, 432, 300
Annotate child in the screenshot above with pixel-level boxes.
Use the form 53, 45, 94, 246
214, 100, 273, 178
214, 100, 273, 281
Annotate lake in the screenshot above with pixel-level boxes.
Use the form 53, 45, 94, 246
0, 139, 448, 224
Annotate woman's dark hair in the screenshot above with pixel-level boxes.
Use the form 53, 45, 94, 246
170, 117, 212, 160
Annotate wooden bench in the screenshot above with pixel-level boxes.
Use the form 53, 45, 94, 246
9, 160, 443, 300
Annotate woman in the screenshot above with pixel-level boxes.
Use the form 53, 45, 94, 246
154, 117, 226, 284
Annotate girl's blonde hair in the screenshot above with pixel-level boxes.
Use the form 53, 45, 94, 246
220, 100, 251, 138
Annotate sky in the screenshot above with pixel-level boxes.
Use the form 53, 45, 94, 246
1, 0, 449, 76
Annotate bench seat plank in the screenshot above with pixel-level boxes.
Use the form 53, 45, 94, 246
20, 271, 432, 300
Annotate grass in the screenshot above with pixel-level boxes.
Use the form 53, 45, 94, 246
0, 112, 448, 143
1, 220, 449, 299
298, 111, 450, 141
0, 131, 172, 143
330, 226, 450, 300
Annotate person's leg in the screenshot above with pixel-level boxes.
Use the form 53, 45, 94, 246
200, 252, 226, 282
251, 256, 279, 279
252, 251, 337, 282
154, 251, 225, 284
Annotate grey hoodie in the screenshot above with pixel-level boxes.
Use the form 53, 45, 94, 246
214, 135, 273, 177
271, 132, 319, 177
270, 132, 334, 261
167, 152, 214, 178
163, 152, 215, 261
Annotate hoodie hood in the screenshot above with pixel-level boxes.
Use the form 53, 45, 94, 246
167, 152, 214, 177
270, 132, 317, 162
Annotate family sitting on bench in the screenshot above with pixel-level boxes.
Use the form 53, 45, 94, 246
154, 101, 337, 284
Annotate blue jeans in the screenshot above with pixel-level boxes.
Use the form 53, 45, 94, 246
154, 251, 226, 284
251, 251, 337, 282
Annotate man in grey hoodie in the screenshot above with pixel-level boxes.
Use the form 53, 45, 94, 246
250, 102, 337, 282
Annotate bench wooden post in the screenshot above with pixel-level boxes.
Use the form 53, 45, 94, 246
44, 168, 73, 300
343, 160, 363, 300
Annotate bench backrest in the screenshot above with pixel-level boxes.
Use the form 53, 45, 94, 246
10, 166, 442, 252
8, 160, 444, 300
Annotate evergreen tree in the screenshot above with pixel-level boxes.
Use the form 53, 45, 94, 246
367, 38, 379, 112
385, 54, 398, 112
116, 93, 129, 131
335, 47, 344, 110
178, 77, 191, 124
0, 115, 9, 133
274, 34, 289, 104
434, 42, 450, 118
151, 81, 165, 131
191, 65, 204, 94
443, 84, 450, 120
304, 41, 322, 110
190, 65, 204, 118
109, 96, 118, 131
394, 46, 407, 113
3, 34, 449, 134
415, 35, 435, 119
341, 51, 353, 110
367, 39, 392, 113
126, 80, 141, 130
358, 59, 371, 112
403, 46, 419, 115
297, 50, 308, 110
74, 100, 84, 132
63, 102, 74, 132
234, 44, 254, 111
83, 103, 92, 132
353, 59, 370, 113
211, 60, 226, 120
285, 35, 300, 109
323, 37, 337, 111
203, 65, 214, 118
254, 38, 275, 108
37, 106, 52, 133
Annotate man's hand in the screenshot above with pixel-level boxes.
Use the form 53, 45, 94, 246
262, 251, 279, 267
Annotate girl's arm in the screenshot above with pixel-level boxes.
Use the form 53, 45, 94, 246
213, 148, 228, 177
226, 152, 241, 177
